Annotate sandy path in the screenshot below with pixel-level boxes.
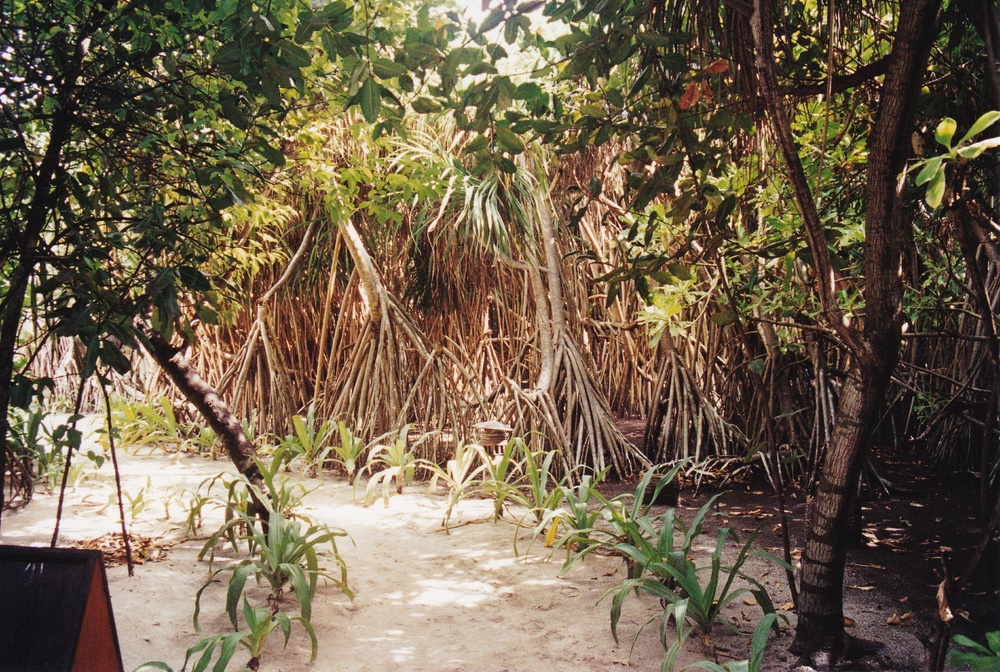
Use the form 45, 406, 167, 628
2, 448, 741, 671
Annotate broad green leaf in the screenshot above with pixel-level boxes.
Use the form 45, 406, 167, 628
278, 40, 311, 68
504, 17, 519, 44
253, 138, 285, 167
514, 82, 544, 101
935, 117, 957, 149
478, 8, 505, 35
178, 266, 212, 291
371, 57, 407, 79
667, 262, 691, 280
957, 136, 1000, 159
358, 76, 381, 123
958, 111, 1000, 145
915, 156, 944, 185
579, 103, 607, 118
212, 633, 243, 672
410, 96, 442, 114
463, 135, 490, 153
711, 311, 737, 327
99, 341, 132, 375
635, 31, 683, 48
494, 125, 525, 154
925, 166, 946, 208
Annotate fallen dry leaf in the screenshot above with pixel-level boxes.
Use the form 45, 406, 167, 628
887, 613, 903, 625
844, 617, 856, 627
742, 597, 758, 606
679, 81, 700, 109
847, 585, 876, 591
780, 601, 795, 611
703, 59, 729, 74
898, 596, 909, 603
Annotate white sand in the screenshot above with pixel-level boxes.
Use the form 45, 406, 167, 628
1, 448, 788, 671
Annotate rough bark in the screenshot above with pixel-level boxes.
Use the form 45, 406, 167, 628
142, 332, 270, 520
749, 0, 941, 659
791, 367, 891, 657
0, 96, 78, 526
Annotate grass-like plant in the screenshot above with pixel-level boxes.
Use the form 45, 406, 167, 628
184, 426, 218, 458
426, 442, 488, 528
361, 425, 432, 506
606, 505, 789, 646
8, 403, 55, 485
658, 601, 777, 672
557, 463, 687, 575
277, 401, 337, 477
476, 438, 525, 522
532, 468, 608, 552
948, 632, 1000, 671
136, 598, 317, 672
239, 597, 318, 669
509, 442, 564, 524
329, 421, 364, 485
201, 453, 315, 552
114, 395, 190, 452
194, 510, 352, 632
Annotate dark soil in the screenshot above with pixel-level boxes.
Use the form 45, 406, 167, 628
609, 418, 1000, 670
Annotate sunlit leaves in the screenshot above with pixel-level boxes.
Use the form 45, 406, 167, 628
915, 111, 1000, 208
358, 77, 382, 123
934, 118, 957, 150
495, 125, 525, 153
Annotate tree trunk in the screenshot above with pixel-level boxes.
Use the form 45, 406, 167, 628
142, 332, 270, 520
0, 101, 78, 526
749, 0, 941, 659
790, 364, 890, 656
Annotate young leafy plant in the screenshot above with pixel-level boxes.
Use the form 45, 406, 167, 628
329, 420, 364, 485
531, 468, 609, 554
914, 111, 1000, 208
133, 632, 250, 672
510, 442, 565, 524
362, 425, 432, 506
557, 462, 687, 576
678, 609, 778, 672
948, 632, 1000, 672
203, 453, 316, 553
282, 401, 337, 477
239, 597, 318, 669
194, 510, 352, 633
136, 598, 317, 672
608, 509, 789, 642
426, 441, 488, 529
475, 438, 525, 522
7, 403, 60, 489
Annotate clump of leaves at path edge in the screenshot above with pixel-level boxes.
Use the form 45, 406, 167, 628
361, 424, 434, 506
193, 509, 352, 638
947, 632, 1000, 672
136, 597, 315, 672
606, 501, 788, 656
555, 462, 687, 573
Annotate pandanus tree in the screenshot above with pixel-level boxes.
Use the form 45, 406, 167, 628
455, 0, 986, 663
394, 134, 648, 477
